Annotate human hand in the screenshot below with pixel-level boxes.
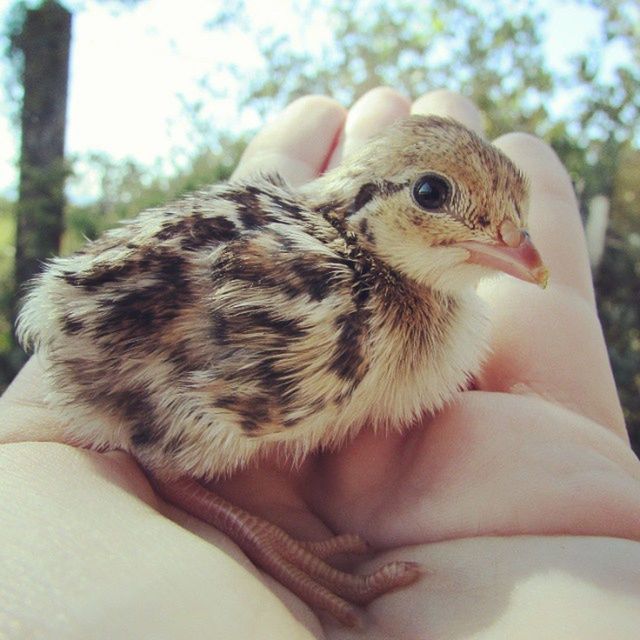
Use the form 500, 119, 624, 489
1, 88, 639, 640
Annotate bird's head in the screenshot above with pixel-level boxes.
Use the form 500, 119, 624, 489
313, 115, 548, 293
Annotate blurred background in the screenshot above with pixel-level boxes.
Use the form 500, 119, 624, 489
0, 0, 638, 455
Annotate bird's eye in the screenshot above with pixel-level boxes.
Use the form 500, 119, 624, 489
412, 174, 451, 211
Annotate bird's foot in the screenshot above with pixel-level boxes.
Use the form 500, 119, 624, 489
150, 474, 422, 627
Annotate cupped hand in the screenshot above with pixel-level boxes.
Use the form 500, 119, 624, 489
1, 89, 639, 640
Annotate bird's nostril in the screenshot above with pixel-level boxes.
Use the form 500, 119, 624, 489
499, 219, 524, 248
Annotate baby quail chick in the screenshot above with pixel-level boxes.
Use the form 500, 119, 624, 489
18, 115, 548, 626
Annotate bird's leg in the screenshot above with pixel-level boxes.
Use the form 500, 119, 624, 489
149, 474, 421, 627
300, 533, 370, 558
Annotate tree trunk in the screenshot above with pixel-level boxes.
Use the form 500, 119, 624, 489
13, 0, 71, 309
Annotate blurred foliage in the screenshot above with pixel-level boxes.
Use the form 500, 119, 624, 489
0, 0, 638, 452
594, 143, 640, 453
0, 196, 23, 388
209, 0, 556, 140
61, 141, 244, 252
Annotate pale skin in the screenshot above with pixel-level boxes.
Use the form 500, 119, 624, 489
1, 89, 639, 639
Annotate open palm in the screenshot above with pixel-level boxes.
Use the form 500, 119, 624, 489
1, 89, 639, 640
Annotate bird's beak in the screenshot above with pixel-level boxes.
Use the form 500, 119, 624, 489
459, 220, 549, 288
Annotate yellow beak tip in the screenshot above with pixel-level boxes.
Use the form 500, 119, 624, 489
537, 267, 550, 289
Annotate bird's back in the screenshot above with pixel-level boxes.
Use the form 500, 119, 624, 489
17, 178, 376, 475
18, 173, 488, 478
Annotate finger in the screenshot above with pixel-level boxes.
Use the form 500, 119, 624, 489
0, 442, 311, 637
411, 89, 484, 134
496, 133, 594, 301
326, 86, 410, 169
232, 95, 346, 186
478, 134, 625, 436
0, 356, 66, 444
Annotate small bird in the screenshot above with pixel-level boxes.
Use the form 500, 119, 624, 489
18, 115, 548, 627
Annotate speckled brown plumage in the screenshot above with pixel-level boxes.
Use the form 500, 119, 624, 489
17, 115, 548, 626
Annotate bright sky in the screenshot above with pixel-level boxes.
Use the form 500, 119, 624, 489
0, 0, 616, 201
